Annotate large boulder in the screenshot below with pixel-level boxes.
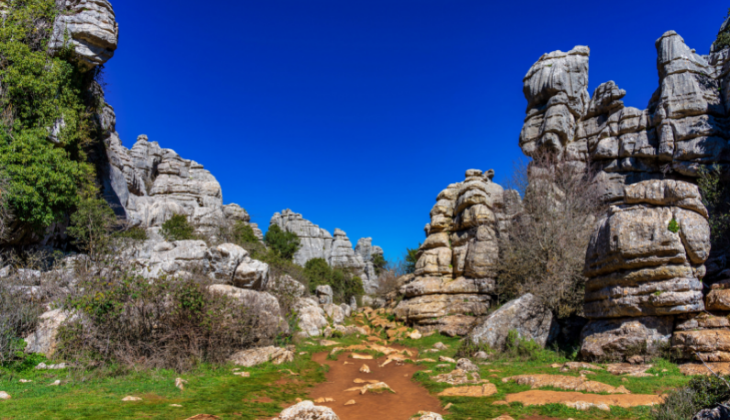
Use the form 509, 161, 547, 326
469, 293, 558, 350
579, 316, 674, 361
293, 298, 328, 337
24, 309, 71, 356
208, 285, 288, 339
272, 400, 339, 420
672, 312, 730, 362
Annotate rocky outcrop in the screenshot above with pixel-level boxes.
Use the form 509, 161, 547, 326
208, 285, 289, 339
24, 309, 72, 356
272, 400, 340, 420
672, 312, 730, 362
580, 316, 674, 361
580, 179, 710, 360
469, 293, 558, 350
49, 0, 119, 69
100, 127, 261, 239
394, 169, 517, 336
520, 23, 730, 280
270, 209, 383, 293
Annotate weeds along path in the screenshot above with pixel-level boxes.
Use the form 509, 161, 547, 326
307, 348, 442, 420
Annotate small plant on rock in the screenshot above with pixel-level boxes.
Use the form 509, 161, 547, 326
160, 214, 195, 241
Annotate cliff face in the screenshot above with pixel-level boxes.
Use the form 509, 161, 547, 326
49, 0, 119, 69
520, 30, 730, 200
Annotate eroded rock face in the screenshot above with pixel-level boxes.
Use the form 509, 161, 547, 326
101, 130, 260, 239
672, 312, 730, 362
469, 293, 558, 350
583, 180, 709, 319
208, 285, 288, 340
269, 210, 383, 292
24, 309, 71, 356
49, 0, 119, 69
229, 346, 294, 368
293, 298, 328, 337
394, 169, 518, 336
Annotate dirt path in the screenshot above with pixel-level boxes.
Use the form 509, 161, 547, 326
308, 349, 443, 420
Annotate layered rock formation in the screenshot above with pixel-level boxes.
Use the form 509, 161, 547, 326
581, 180, 711, 360
99, 118, 262, 239
269, 209, 383, 293
394, 169, 514, 336
49, 0, 119, 69
520, 31, 730, 200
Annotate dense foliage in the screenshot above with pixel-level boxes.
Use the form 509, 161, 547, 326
264, 224, 300, 261
651, 374, 730, 420
0, 0, 101, 231
714, 8, 730, 51
372, 253, 386, 276
67, 194, 117, 259
303, 257, 364, 304
404, 244, 420, 274
698, 164, 730, 262
160, 214, 196, 241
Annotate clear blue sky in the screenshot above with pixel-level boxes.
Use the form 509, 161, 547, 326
105, 0, 726, 261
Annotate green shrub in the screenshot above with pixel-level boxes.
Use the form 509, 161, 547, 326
667, 218, 680, 234
303, 258, 364, 304
714, 8, 730, 51
372, 253, 386, 276
265, 224, 300, 261
651, 375, 730, 420
160, 214, 195, 241
114, 226, 148, 241
59, 272, 271, 371
232, 221, 260, 244
0, 0, 101, 231
67, 194, 117, 259
698, 164, 730, 254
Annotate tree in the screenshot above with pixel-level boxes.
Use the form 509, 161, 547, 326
67, 194, 117, 259
404, 244, 421, 274
264, 224, 300, 261
372, 253, 387, 276
160, 214, 195, 241
303, 258, 364, 304
496, 152, 605, 319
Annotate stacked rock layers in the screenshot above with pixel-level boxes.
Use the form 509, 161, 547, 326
394, 169, 513, 336
580, 179, 712, 360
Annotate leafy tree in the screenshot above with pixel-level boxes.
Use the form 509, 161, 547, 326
160, 214, 195, 241
404, 244, 421, 274
264, 224, 300, 261
303, 258, 364, 304
231, 221, 259, 244
67, 194, 117, 259
0, 0, 101, 231
714, 8, 730, 51
372, 253, 387, 276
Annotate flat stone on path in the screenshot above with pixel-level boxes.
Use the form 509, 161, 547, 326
437, 384, 498, 397
503, 390, 664, 408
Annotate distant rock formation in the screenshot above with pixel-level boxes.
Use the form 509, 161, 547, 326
269, 209, 383, 293
580, 179, 711, 360
98, 108, 262, 240
394, 169, 518, 336
49, 0, 119, 69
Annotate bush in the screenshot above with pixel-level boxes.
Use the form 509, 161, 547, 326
67, 194, 117, 259
0, 0, 101, 231
160, 214, 195, 241
58, 272, 271, 372
0, 282, 41, 364
303, 258, 364, 304
264, 224, 300, 261
114, 226, 148, 241
496, 152, 605, 319
714, 9, 730, 52
651, 375, 730, 420
698, 164, 730, 270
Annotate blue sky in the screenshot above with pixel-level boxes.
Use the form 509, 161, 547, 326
105, 0, 726, 261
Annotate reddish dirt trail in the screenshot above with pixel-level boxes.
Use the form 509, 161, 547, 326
309, 350, 443, 420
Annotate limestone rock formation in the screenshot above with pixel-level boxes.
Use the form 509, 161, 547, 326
228, 346, 295, 368
270, 209, 384, 293
24, 309, 72, 356
100, 127, 261, 239
208, 285, 289, 339
580, 179, 710, 360
394, 169, 517, 336
49, 0, 119, 69
271, 400, 340, 420
469, 293, 558, 350
672, 312, 730, 362
293, 298, 328, 337
520, 32, 730, 200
